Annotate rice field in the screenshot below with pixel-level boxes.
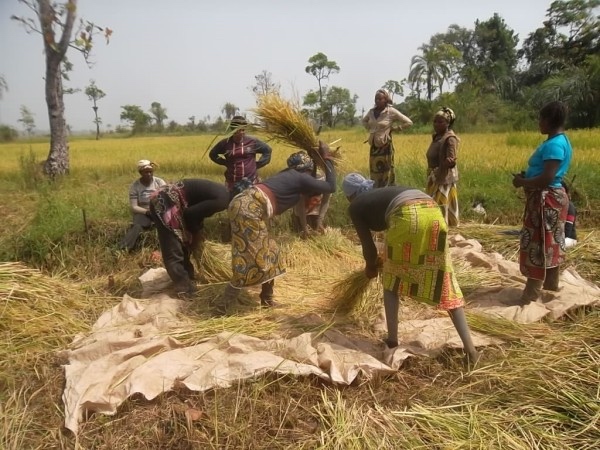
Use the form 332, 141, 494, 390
1, 128, 600, 449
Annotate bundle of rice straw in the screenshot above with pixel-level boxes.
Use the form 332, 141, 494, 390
328, 270, 376, 313
252, 94, 328, 172
192, 241, 232, 284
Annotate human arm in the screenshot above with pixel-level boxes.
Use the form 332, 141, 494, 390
315, 193, 331, 232
255, 139, 272, 169
512, 160, 561, 189
293, 198, 309, 238
208, 140, 228, 166
299, 160, 336, 195
130, 197, 149, 216
349, 206, 379, 278
390, 108, 413, 132
362, 111, 370, 129
128, 183, 150, 216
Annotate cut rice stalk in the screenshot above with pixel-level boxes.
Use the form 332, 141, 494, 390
192, 241, 232, 284
328, 270, 376, 314
252, 94, 330, 172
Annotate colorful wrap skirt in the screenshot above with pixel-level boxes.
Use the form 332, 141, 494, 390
229, 187, 286, 288
426, 170, 459, 227
382, 200, 464, 311
519, 187, 568, 280
150, 181, 189, 244
369, 141, 395, 188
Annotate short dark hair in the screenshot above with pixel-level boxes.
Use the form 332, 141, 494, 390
230, 115, 248, 130
539, 101, 567, 129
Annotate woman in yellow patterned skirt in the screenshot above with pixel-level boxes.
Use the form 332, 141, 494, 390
426, 107, 460, 227
214, 144, 336, 315
362, 89, 413, 187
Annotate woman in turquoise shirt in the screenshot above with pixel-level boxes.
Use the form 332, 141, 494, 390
512, 101, 573, 302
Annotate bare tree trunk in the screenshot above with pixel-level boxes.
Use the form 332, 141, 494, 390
43, 50, 70, 176
93, 104, 100, 140
38, 0, 77, 178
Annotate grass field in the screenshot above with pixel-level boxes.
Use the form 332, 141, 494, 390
1, 129, 599, 449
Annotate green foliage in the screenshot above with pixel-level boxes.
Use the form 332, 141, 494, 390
149, 101, 168, 130
18, 148, 46, 190
221, 102, 239, 120
0, 125, 18, 142
18, 105, 35, 136
120, 105, 152, 134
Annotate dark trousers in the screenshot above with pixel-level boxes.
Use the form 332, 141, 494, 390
119, 213, 154, 251
152, 213, 195, 291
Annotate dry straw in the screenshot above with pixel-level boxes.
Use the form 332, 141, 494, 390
328, 270, 377, 314
192, 240, 232, 284
252, 94, 329, 171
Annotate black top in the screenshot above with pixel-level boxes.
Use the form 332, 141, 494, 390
348, 186, 422, 268
181, 179, 229, 233
260, 160, 336, 215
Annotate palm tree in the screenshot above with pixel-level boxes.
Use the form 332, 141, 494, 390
408, 46, 451, 101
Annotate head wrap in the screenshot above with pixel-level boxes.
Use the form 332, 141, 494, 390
435, 107, 456, 127
286, 151, 314, 172
375, 89, 392, 105
342, 173, 374, 197
137, 159, 156, 172
229, 115, 248, 131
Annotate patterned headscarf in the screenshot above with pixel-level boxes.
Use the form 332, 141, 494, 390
342, 173, 374, 197
435, 107, 456, 127
375, 89, 392, 105
137, 159, 156, 172
287, 151, 314, 172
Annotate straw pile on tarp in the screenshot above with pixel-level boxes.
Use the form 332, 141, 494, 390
0, 262, 115, 378
192, 240, 232, 283
252, 94, 329, 171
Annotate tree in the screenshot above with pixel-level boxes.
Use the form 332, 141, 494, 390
12, 0, 111, 177
408, 45, 452, 101
460, 14, 519, 97
322, 86, 358, 127
382, 80, 405, 102
149, 101, 168, 131
18, 105, 36, 136
305, 52, 340, 126
120, 105, 151, 134
0, 75, 7, 100
0, 125, 19, 142
84, 80, 105, 140
251, 70, 280, 97
520, 0, 600, 85
221, 103, 239, 120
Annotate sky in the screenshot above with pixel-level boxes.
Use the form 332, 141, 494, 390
0, 0, 554, 133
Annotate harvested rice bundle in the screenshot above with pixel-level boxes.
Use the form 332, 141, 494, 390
328, 270, 376, 314
192, 241, 232, 283
253, 94, 329, 171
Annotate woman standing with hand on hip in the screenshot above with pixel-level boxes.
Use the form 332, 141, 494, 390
362, 89, 413, 188
425, 107, 460, 227
512, 101, 572, 303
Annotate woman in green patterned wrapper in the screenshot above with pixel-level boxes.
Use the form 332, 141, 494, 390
343, 172, 480, 364
362, 89, 413, 188
425, 107, 460, 227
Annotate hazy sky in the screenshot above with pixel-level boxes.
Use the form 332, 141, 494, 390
0, 0, 554, 132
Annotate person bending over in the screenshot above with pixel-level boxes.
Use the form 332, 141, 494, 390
343, 172, 480, 364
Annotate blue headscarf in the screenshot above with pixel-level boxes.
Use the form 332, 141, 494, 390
342, 173, 374, 197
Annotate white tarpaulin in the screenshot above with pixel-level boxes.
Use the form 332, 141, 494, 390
61, 237, 600, 434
